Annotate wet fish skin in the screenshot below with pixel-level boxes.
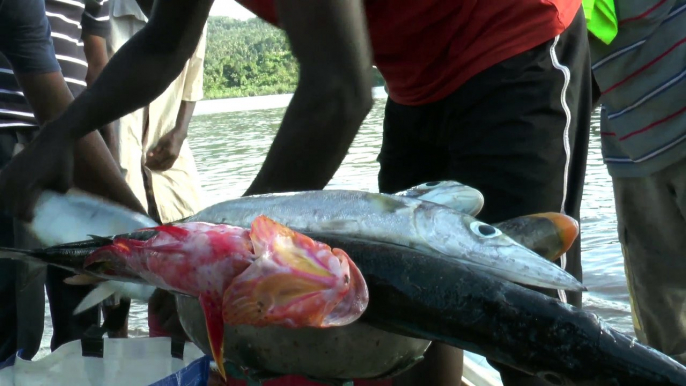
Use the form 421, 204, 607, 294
185, 190, 584, 292
28, 190, 158, 246
305, 233, 686, 386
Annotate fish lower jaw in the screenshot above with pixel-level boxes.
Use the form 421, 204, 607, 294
458, 260, 585, 292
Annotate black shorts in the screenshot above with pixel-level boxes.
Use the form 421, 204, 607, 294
378, 8, 591, 384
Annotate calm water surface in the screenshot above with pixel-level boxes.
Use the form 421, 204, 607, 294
39, 100, 631, 370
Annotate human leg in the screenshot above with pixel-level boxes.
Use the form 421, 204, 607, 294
378, 97, 463, 386
44, 266, 100, 351
613, 156, 686, 365
383, 6, 591, 385
0, 130, 46, 361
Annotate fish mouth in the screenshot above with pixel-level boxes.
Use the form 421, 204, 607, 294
416, 209, 585, 292
466, 242, 587, 292
222, 215, 368, 328
320, 248, 369, 327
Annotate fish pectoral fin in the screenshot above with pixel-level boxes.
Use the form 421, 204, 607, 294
250, 215, 333, 278
199, 294, 226, 381
223, 272, 330, 328
74, 284, 117, 315
87, 234, 114, 242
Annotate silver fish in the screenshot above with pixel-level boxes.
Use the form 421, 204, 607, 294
29, 190, 158, 246
185, 190, 585, 291
70, 181, 482, 313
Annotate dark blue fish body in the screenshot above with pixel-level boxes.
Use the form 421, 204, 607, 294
307, 234, 686, 386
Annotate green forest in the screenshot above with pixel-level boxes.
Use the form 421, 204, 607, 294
203, 17, 385, 100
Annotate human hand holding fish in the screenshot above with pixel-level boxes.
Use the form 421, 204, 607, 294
0, 128, 73, 221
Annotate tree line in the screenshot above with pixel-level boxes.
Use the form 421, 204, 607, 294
203, 17, 385, 100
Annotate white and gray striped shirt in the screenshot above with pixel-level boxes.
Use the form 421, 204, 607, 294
0, 0, 110, 129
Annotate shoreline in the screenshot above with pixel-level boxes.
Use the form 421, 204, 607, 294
194, 86, 388, 116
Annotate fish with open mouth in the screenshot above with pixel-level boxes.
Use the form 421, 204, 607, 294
3, 196, 368, 381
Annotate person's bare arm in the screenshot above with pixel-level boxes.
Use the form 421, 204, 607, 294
145, 100, 195, 171
51, 0, 213, 142
0, 0, 212, 220
14, 72, 145, 215
82, 33, 118, 161
82, 34, 109, 88
243, 0, 373, 196
146, 24, 205, 172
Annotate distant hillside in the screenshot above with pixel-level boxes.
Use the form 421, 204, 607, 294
203, 17, 385, 99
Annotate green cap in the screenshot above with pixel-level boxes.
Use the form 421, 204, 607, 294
583, 0, 618, 45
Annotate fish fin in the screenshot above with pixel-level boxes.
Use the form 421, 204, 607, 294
249, 215, 330, 277
74, 283, 117, 315
223, 272, 329, 328
199, 293, 226, 381
138, 225, 189, 240
64, 274, 106, 285
88, 234, 113, 242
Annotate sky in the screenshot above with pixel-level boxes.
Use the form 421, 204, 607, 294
209, 0, 256, 20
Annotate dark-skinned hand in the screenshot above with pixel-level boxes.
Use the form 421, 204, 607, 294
145, 130, 185, 171
0, 128, 73, 221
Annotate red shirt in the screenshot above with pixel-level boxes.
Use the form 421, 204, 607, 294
237, 0, 581, 106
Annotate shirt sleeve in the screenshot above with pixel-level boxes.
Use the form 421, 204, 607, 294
0, 0, 61, 74
81, 0, 112, 38
182, 24, 207, 102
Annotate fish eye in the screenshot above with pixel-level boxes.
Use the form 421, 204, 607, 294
423, 181, 440, 187
470, 222, 502, 238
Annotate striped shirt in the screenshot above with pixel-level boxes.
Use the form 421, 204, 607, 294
0, 0, 110, 129
590, 0, 686, 177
